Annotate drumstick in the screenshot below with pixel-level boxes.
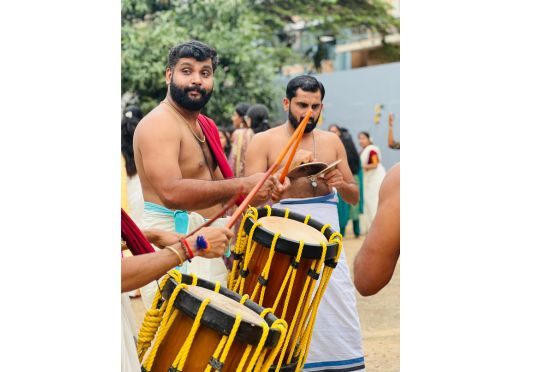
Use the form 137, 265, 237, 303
278, 110, 313, 183
225, 111, 313, 229
185, 191, 241, 237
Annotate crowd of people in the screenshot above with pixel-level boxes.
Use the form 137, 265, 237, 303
121, 40, 400, 372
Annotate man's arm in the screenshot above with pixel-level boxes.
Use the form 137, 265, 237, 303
122, 226, 233, 292
323, 134, 359, 204
135, 116, 251, 210
354, 163, 400, 296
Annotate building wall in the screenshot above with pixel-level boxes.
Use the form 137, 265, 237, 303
316, 62, 400, 171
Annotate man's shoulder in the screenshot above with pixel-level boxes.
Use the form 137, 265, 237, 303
135, 106, 180, 137
253, 125, 283, 141
136, 107, 177, 131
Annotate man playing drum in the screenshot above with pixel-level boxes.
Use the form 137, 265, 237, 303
245, 75, 365, 371
133, 41, 281, 303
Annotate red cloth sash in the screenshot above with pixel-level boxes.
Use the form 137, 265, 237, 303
121, 208, 155, 255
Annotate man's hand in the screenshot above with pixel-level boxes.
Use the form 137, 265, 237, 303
277, 149, 315, 175
242, 172, 275, 206
323, 168, 345, 190
271, 175, 291, 203
194, 226, 234, 259
144, 229, 182, 249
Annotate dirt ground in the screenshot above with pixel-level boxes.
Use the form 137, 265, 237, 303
130, 228, 400, 371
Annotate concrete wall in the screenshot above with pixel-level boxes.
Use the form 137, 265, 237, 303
316, 62, 400, 171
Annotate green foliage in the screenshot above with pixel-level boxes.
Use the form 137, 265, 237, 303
121, 0, 399, 125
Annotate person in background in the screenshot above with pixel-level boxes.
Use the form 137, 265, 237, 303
218, 126, 231, 157
358, 131, 386, 232
245, 104, 270, 134
388, 113, 400, 150
228, 102, 253, 176
329, 124, 363, 238
121, 105, 145, 225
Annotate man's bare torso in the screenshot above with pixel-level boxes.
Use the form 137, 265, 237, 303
263, 125, 341, 199
134, 104, 223, 217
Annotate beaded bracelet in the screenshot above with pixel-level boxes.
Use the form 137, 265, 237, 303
180, 238, 194, 262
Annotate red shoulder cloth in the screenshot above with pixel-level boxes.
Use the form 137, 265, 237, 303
198, 115, 245, 206
121, 208, 155, 255
197, 115, 234, 179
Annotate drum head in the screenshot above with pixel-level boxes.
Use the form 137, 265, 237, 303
162, 275, 281, 348
243, 207, 340, 260
258, 216, 328, 245
186, 286, 263, 325
287, 162, 327, 179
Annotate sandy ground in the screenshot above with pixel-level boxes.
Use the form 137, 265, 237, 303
129, 228, 400, 371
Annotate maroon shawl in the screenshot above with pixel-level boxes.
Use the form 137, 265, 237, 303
121, 208, 155, 255
198, 114, 234, 179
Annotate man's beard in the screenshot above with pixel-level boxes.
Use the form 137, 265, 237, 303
288, 105, 320, 133
170, 77, 213, 111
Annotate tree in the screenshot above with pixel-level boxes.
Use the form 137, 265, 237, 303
121, 0, 399, 124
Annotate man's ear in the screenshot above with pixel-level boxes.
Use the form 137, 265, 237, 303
282, 97, 289, 112
165, 68, 172, 85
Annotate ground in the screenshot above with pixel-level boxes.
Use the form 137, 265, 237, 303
130, 227, 400, 371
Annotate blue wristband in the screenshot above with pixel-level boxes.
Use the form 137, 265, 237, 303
196, 235, 208, 250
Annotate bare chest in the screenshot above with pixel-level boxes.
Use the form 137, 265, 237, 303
178, 128, 217, 180
267, 132, 337, 168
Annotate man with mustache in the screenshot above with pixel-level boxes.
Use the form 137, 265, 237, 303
245, 75, 365, 371
133, 41, 278, 303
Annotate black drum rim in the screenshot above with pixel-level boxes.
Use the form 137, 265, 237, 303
242, 207, 340, 260
162, 275, 282, 348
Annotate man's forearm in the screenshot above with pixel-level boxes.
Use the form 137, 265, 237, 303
160, 178, 245, 210
337, 182, 359, 205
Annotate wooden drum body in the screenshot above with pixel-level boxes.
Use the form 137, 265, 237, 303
228, 207, 342, 370
137, 271, 287, 372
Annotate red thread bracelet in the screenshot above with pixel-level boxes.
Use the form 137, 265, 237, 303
181, 238, 194, 262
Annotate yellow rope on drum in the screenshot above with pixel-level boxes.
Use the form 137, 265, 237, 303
142, 279, 189, 371
228, 207, 259, 288
260, 318, 289, 371
173, 297, 212, 371
235, 221, 262, 294
287, 242, 328, 365
304, 215, 311, 224
250, 232, 281, 305
137, 269, 182, 361
203, 314, 243, 372
297, 234, 343, 369
278, 240, 305, 320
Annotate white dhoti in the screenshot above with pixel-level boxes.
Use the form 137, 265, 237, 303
139, 202, 229, 309
273, 191, 366, 371
121, 294, 141, 372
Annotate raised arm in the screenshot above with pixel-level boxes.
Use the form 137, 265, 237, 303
388, 113, 400, 150
353, 163, 400, 296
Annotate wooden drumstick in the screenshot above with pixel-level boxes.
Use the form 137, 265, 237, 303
226, 110, 313, 228
185, 191, 241, 237
278, 110, 313, 183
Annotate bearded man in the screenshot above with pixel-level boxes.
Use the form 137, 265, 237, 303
133, 41, 278, 304
245, 75, 365, 371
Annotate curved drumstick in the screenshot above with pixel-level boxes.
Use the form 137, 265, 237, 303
278, 110, 313, 183
185, 191, 241, 237
226, 110, 314, 228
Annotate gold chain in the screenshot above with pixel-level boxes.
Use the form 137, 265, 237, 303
162, 100, 206, 143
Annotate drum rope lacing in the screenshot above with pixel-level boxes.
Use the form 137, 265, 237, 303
137, 269, 287, 372
228, 207, 343, 371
